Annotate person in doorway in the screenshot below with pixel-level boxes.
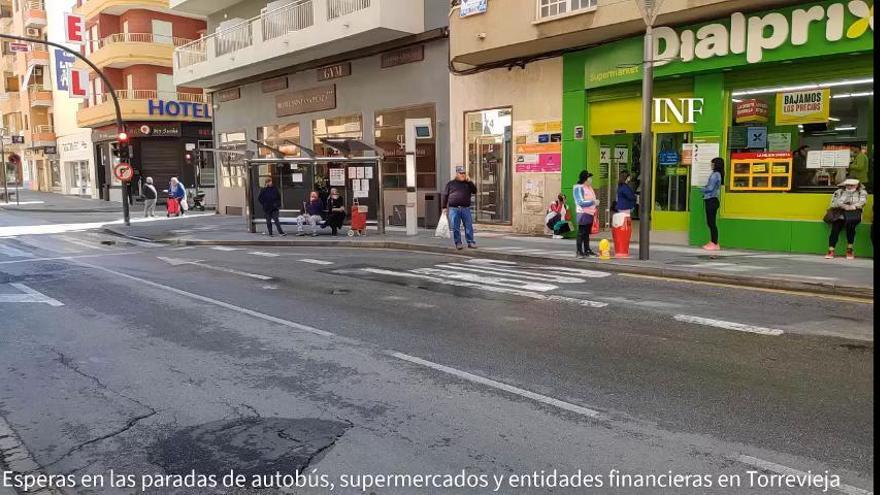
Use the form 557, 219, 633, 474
826, 178, 867, 260
849, 146, 869, 188
793, 145, 814, 186
701, 157, 724, 251
168, 177, 186, 214
326, 188, 345, 236
616, 171, 637, 216
442, 166, 478, 250
297, 191, 325, 236
545, 193, 570, 239
143, 177, 157, 218
573, 170, 598, 258
258, 178, 286, 237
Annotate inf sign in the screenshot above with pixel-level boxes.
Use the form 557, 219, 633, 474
54, 49, 75, 92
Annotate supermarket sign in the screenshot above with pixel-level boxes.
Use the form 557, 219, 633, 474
583, 0, 873, 89
775, 88, 831, 125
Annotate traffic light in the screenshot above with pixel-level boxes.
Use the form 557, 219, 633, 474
112, 132, 130, 162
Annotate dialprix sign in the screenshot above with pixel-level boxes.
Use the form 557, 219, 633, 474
148, 100, 212, 119
583, 0, 873, 89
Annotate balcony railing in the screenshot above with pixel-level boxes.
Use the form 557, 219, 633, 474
25, 0, 46, 10
86, 33, 194, 53
327, 0, 369, 20
34, 124, 54, 134
92, 89, 208, 104
176, 0, 332, 69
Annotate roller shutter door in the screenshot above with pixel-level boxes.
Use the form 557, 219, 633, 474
139, 140, 179, 192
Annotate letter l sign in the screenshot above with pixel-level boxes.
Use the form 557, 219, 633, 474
68, 69, 89, 99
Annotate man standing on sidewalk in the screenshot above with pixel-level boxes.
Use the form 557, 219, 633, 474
258, 178, 286, 237
143, 177, 157, 217
442, 166, 477, 250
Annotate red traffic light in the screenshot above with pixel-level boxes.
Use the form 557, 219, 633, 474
118, 131, 129, 143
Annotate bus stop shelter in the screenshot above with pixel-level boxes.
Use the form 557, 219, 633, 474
243, 138, 387, 235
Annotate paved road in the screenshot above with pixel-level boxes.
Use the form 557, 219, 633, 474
0, 219, 873, 494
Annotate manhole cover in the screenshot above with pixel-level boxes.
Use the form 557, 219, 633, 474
150, 417, 350, 477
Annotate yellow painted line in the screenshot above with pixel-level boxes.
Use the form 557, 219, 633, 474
620, 273, 873, 304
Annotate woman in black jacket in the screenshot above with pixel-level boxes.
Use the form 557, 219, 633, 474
326, 188, 345, 236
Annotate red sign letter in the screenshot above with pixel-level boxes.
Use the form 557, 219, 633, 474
65, 13, 84, 45
68, 69, 89, 99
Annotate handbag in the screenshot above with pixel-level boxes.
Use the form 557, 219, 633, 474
823, 207, 843, 224
591, 219, 600, 234
844, 209, 863, 223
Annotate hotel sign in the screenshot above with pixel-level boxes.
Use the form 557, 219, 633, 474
276, 84, 336, 117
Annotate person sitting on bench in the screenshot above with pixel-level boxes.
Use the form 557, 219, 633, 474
296, 191, 325, 236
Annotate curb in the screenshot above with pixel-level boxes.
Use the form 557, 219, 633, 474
0, 206, 123, 213
103, 227, 874, 301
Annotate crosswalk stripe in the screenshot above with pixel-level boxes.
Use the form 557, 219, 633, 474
298, 259, 334, 265
210, 246, 240, 252
250, 251, 280, 258
0, 242, 34, 258
674, 314, 783, 336
58, 235, 109, 251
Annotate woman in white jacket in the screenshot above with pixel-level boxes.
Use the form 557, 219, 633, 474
572, 170, 598, 258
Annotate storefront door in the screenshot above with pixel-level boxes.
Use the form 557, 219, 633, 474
466, 108, 512, 224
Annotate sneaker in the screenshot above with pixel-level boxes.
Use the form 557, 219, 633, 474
467, 243, 477, 249
825, 249, 835, 259
455, 244, 464, 250
703, 242, 721, 251
552, 235, 563, 240
279, 232, 287, 237
296, 232, 306, 237
311, 233, 318, 237
576, 253, 585, 259
846, 248, 855, 260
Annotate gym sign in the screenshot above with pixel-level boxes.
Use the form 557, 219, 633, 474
654, 1, 874, 65
148, 99, 212, 119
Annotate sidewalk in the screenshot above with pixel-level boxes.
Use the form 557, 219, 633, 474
105, 216, 874, 300
0, 190, 123, 213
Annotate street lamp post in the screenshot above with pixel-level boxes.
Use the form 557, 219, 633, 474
0, 33, 130, 225
636, 0, 664, 260
0, 128, 8, 204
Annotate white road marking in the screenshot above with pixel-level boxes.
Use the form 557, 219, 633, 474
0, 213, 214, 238
299, 259, 334, 265
210, 246, 240, 252
674, 315, 784, 336
171, 246, 197, 251
361, 268, 607, 308
72, 261, 332, 337
388, 351, 605, 420
0, 242, 34, 258
0, 283, 63, 307
58, 235, 109, 251
412, 267, 559, 292
736, 455, 872, 495
250, 251, 280, 258
157, 256, 272, 281
0, 251, 135, 265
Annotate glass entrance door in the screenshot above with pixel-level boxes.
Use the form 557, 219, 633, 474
465, 108, 512, 224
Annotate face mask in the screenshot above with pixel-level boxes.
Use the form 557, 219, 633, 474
587, 177, 593, 185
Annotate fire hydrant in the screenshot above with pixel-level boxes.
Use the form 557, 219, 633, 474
598, 238, 612, 260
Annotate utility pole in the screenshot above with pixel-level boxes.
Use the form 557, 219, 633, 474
635, 0, 664, 260
0, 33, 130, 225
0, 128, 7, 203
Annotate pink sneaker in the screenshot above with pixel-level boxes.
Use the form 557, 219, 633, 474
825, 249, 835, 259
703, 242, 720, 251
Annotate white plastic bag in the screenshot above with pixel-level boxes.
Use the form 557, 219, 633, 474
434, 214, 450, 238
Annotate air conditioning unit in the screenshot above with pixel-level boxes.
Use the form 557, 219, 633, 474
25, 28, 40, 37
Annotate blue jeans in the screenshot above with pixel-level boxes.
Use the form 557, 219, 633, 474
448, 206, 475, 246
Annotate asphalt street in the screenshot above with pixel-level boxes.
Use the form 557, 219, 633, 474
0, 209, 874, 495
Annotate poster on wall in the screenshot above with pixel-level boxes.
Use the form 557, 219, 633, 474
599, 146, 611, 165
329, 168, 345, 186
775, 88, 830, 125
767, 133, 792, 152
690, 142, 720, 186
522, 178, 545, 215
734, 99, 769, 123
514, 120, 563, 173
614, 145, 629, 164
459, 0, 487, 17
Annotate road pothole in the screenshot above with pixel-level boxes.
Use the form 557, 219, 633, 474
150, 417, 350, 477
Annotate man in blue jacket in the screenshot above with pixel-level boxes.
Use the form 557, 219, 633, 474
258, 178, 286, 236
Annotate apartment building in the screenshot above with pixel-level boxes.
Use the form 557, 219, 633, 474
71, 0, 211, 203
170, 0, 450, 224
450, 0, 873, 257
1, 0, 57, 192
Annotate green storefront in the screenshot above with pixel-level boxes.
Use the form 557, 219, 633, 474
562, 0, 874, 257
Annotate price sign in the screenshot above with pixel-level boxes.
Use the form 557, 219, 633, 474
113, 162, 134, 182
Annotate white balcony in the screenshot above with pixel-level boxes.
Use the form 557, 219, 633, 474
173, 0, 424, 89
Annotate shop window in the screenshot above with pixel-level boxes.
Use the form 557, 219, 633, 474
218, 131, 247, 188
308, 115, 362, 201
729, 78, 873, 193
256, 123, 301, 178
375, 105, 436, 189
654, 132, 690, 212
465, 107, 512, 224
